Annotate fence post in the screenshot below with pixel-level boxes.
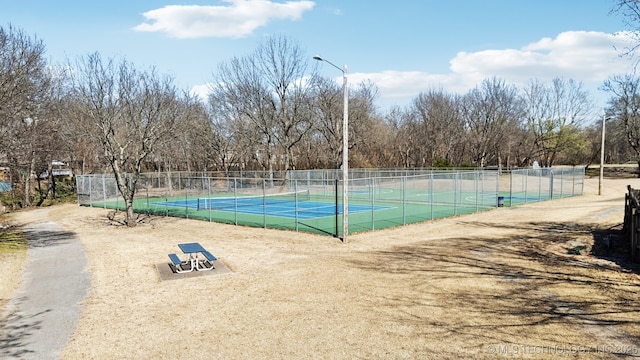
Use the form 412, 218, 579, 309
549, 168, 554, 200
632, 207, 637, 258
524, 170, 528, 204
145, 176, 150, 214
232, 178, 237, 225
509, 170, 513, 208
295, 180, 299, 232
208, 177, 212, 222
624, 190, 630, 233
371, 177, 376, 230
335, 179, 339, 237
182, 176, 186, 219
453, 172, 458, 216
634, 188, 639, 260
475, 170, 479, 212
87, 176, 92, 207
538, 169, 542, 201
430, 171, 434, 220
402, 175, 407, 225
102, 175, 107, 209
559, 168, 564, 198
263, 179, 267, 229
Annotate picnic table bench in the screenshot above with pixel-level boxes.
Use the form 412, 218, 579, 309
168, 242, 217, 273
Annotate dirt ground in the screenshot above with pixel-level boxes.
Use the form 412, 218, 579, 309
4, 177, 640, 359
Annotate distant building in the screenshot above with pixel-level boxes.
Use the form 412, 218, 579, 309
0, 181, 10, 193
39, 161, 72, 179
0, 167, 10, 193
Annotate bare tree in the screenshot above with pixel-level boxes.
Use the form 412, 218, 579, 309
384, 106, 414, 168
306, 76, 384, 169
0, 25, 57, 207
523, 78, 592, 166
35, 68, 74, 203
67, 53, 197, 226
202, 95, 255, 173
207, 66, 270, 173
346, 80, 385, 168
209, 36, 313, 177
461, 77, 524, 168
148, 101, 209, 173
600, 114, 636, 163
602, 73, 640, 175
308, 76, 343, 168
405, 89, 465, 167
611, 0, 640, 62
60, 92, 108, 175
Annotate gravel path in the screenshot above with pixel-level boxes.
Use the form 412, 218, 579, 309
0, 209, 89, 359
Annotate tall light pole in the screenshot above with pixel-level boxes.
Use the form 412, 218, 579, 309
599, 114, 608, 196
314, 55, 349, 242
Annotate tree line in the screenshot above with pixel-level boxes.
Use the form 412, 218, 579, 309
1, 25, 640, 224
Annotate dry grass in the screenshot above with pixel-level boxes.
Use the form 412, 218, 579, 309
0, 216, 27, 310
6, 177, 640, 359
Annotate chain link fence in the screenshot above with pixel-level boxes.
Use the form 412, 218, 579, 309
76, 167, 584, 237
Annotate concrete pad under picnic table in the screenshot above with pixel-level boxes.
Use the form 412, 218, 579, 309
155, 259, 232, 281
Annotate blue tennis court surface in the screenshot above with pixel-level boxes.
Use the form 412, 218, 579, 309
153, 198, 392, 220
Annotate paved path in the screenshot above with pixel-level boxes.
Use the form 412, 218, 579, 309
0, 210, 89, 359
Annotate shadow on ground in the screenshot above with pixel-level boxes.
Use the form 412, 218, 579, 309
0, 296, 50, 358
347, 220, 640, 357
591, 226, 640, 272
22, 229, 75, 248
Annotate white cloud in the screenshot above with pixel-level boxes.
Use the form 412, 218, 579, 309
191, 83, 211, 101
361, 31, 637, 110
450, 31, 634, 85
350, 71, 463, 100
133, 0, 315, 39
192, 31, 639, 111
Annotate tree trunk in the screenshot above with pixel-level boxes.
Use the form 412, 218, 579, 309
48, 161, 57, 200
24, 153, 36, 207
113, 170, 138, 228
125, 198, 136, 227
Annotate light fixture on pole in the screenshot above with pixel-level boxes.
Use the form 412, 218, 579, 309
314, 55, 349, 242
599, 114, 609, 196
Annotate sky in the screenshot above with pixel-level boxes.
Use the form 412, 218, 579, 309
1, 0, 637, 122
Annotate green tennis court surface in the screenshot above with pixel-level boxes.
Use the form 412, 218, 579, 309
153, 196, 392, 220
78, 167, 584, 237
91, 191, 503, 236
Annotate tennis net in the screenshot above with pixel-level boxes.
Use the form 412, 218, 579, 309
196, 190, 310, 211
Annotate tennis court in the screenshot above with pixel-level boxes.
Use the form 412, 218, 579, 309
77, 167, 585, 237
153, 192, 393, 220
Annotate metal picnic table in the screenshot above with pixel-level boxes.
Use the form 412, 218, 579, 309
168, 242, 217, 273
